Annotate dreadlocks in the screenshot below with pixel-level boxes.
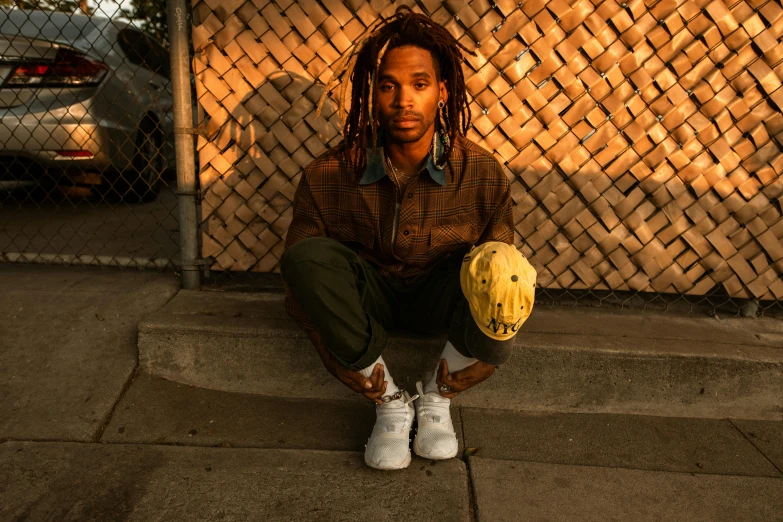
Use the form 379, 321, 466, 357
317, 5, 474, 169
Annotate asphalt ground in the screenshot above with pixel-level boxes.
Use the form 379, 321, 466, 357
0, 264, 781, 521
0, 181, 179, 266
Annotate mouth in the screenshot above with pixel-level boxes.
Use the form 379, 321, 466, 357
391, 116, 421, 129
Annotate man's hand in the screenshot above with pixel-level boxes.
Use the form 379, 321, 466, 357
307, 329, 389, 404
324, 358, 389, 405
435, 359, 496, 399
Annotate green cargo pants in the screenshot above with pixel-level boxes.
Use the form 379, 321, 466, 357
280, 236, 473, 371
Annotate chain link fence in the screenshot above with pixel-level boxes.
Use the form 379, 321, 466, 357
3, 0, 783, 320
0, 3, 182, 270
189, 0, 783, 318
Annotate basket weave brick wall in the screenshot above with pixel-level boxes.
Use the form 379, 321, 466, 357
191, 0, 783, 300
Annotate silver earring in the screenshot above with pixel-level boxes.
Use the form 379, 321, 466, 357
433, 100, 449, 169
437, 100, 448, 135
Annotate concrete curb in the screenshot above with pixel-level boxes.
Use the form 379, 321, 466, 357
139, 291, 783, 420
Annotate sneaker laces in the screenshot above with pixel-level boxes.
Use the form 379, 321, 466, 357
415, 381, 450, 425
375, 390, 419, 434
379, 390, 418, 405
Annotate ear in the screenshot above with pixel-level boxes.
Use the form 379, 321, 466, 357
439, 80, 448, 105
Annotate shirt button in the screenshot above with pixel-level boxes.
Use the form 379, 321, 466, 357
403, 230, 410, 236
407, 192, 414, 199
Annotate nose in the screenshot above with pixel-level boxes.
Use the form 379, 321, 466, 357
393, 85, 414, 109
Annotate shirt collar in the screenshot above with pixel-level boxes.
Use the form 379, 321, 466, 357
358, 131, 447, 187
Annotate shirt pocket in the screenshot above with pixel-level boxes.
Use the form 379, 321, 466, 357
329, 223, 376, 250
429, 221, 480, 247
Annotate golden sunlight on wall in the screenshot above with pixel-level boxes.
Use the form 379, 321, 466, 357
191, 0, 783, 300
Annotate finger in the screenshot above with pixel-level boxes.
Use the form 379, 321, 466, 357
446, 369, 470, 386
443, 361, 465, 386
344, 376, 373, 394
442, 380, 467, 393
363, 363, 378, 390
435, 382, 459, 399
364, 393, 383, 405
448, 359, 475, 377
341, 373, 370, 393
433, 360, 460, 396
345, 370, 373, 391
363, 381, 388, 404
361, 386, 382, 403
451, 361, 494, 385
366, 380, 387, 399
442, 372, 470, 393
373, 364, 385, 390
437, 359, 449, 384
364, 383, 388, 404
343, 380, 365, 393
341, 364, 382, 392
363, 364, 387, 391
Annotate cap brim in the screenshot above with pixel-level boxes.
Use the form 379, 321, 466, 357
464, 315, 516, 366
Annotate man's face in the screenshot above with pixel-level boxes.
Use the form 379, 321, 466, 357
375, 45, 447, 146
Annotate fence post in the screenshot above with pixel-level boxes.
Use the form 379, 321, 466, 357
166, 0, 200, 289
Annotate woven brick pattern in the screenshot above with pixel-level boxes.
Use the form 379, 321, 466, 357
191, 0, 783, 299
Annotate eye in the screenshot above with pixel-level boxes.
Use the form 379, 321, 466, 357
379, 84, 394, 92
415, 82, 427, 89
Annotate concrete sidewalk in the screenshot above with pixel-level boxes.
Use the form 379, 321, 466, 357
1, 264, 782, 521
138, 290, 783, 419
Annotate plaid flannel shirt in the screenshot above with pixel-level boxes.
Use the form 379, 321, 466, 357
282, 135, 513, 333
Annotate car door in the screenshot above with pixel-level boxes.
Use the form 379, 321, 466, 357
144, 36, 175, 167
115, 29, 172, 137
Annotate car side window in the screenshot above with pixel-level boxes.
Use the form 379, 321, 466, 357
148, 39, 170, 79
117, 29, 148, 68
117, 28, 168, 78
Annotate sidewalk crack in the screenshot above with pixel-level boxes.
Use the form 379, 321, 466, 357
729, 419, 783, 477
90, 282, 179, 442
458, 407, 479, 522
92, 365, 140, 442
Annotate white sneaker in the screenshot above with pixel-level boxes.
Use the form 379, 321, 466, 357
364, 390, 418, 470
413, 381, 458, 460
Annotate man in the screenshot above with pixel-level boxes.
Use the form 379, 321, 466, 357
280, 7, 534, 470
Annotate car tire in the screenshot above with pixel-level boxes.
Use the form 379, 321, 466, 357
103, 120, 163, 203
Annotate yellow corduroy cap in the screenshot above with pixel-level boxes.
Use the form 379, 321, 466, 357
460, 242, 536, 344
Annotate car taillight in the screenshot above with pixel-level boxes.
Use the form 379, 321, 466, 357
55, 150, 93, 157
3, 48, 107, 87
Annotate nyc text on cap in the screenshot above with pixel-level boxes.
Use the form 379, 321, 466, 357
460, 242, 536, 342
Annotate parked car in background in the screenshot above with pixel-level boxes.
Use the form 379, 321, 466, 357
0, 9, 174, 202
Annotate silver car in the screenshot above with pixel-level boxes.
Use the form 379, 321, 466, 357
0, 9, 175, 202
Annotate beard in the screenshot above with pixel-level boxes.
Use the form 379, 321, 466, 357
381, 110, 437, 144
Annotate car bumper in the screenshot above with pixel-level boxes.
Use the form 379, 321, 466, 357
0, 107, 137, 179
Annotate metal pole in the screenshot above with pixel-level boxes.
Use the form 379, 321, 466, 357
167, 0, 200, 289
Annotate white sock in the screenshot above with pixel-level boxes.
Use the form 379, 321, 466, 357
358, 355, 400, 397
424, 341, 478, 395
